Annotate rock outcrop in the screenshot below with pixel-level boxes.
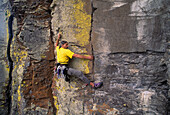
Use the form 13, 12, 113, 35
1, 0, 170, 114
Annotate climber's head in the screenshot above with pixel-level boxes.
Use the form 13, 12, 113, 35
61, 40, 68, 49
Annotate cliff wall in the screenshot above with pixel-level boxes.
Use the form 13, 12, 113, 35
1, 0, 170, 114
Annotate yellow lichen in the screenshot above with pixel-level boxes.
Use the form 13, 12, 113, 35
53, 96, 59, 115
17, 85, 21, 102
72, 0, 91, 46
5, 8, 29, 112
5, 9, 11, 72
64, 0, 91, 74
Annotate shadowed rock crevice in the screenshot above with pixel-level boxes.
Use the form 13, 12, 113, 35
89, 0, 97, 79
6, 13, 14, 115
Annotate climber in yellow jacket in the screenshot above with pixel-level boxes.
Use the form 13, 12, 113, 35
55, 33, 103, 89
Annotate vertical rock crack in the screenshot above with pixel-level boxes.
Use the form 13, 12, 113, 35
89, 0, 97, 79
6, 14, 14, 115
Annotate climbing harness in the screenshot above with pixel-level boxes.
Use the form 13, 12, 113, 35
55, 63, 70, 82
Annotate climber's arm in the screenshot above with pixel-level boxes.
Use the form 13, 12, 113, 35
56, 33, 61, 47
73, 54, 93, 60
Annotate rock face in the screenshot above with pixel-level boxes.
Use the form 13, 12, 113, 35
1, 0, 170, 114
6, 0, 55, 114
0, 0, 10, 114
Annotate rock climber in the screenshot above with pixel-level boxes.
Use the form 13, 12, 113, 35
54, 33, 103, 89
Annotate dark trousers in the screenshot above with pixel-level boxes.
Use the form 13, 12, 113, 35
67, 68, 91, 85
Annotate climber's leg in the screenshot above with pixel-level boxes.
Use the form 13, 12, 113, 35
67, 68, 103, 89
67, 68, 90, 85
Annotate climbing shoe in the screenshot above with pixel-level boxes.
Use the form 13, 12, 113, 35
94, 82, 103, 89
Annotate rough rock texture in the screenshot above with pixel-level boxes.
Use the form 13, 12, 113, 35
1, 0, 170, 114
91, 0, 170, 114
7, 0, 55, 114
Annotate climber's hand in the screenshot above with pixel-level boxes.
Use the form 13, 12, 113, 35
88, 55, 94, 60
58, 33, 61, 39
